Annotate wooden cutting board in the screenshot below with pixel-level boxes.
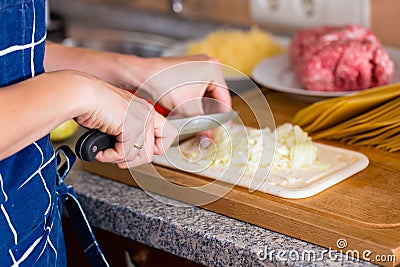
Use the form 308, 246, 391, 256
82, 89, 400, 266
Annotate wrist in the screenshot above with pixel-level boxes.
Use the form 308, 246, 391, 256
78, 50, 147, 89
111, 53, 148, 89
43, 70, 96, 122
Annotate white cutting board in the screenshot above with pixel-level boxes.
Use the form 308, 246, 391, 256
153, 132, 369, 199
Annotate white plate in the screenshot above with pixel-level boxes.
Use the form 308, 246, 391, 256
161, 35, 290, 81
252, 46, 400, 98
153, 139, 369, 199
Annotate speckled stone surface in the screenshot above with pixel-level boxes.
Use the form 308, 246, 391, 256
66, 169, 377, 267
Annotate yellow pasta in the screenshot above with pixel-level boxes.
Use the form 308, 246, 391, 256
292, 83, 400, 152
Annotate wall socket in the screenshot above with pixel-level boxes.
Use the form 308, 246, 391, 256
250, 0, 370, 30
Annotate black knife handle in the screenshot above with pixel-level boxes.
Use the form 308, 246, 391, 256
75, 129, 116, 162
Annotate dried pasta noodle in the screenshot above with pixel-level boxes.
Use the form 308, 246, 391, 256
344, 123, 399, 144
293, 84, 400, 132
354, 124, 400, 145
313, 99, 400, 139
292, 83, 400, 152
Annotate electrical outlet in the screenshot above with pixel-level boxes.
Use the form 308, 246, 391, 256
249, 0, 370, 30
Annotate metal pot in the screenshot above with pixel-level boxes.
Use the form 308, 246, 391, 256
62, 28, 178, 58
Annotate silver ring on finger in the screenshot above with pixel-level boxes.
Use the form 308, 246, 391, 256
133, 143, 144, 150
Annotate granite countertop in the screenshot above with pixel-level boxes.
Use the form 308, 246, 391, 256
66, 166, 377, 267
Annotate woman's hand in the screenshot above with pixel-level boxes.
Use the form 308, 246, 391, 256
111, 54, 232, 143
45, 43, 232, 116
0, 69, 176, 164
44, 43, 233, 152
73, 71, 177, 168
119, 54, 232, 116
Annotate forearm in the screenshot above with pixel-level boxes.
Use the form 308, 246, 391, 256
44, 41, 144, 88
0, 71, 88, 160
44, 42, 232, 117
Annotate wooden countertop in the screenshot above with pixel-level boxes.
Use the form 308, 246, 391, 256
83, 88, 400, 266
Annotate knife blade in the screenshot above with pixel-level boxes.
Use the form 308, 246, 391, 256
75, 111, 237, 162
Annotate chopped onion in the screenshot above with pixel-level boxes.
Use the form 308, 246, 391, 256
185, 123, 328, 172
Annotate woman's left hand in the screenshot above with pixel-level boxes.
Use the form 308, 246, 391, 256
46, 43, 232, 116
115, 54, 232, 116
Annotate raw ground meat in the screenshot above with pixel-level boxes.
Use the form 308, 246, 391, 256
289, 25, 395, 92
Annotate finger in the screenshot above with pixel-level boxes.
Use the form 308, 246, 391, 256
117, 97, 156, 166
95, 148, 123, 163
124, 137, 154, 168
125, 136, 145, 162
124, 152, 153, 168
169, 85, 205, 116
125, 113, 155, 166
95, 137, 128, 163
153, 112, 177, 155
196, 130, 213, 148
120, 141, 152, 169
116, 161, 129, 169
139, 119, 155, 162
204, 83, 232, 113
204, 58, 232, 112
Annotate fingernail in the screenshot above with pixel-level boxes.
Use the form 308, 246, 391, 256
199, 135, 212, 148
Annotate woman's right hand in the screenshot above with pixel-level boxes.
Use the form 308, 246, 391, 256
69, 70, 177, 169
0, 70, 176, 163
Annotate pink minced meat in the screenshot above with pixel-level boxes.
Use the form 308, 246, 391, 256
289, 25, 395, 92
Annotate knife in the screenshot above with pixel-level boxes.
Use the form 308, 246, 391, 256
75, 111, 237, 162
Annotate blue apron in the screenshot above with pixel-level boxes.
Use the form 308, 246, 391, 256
0, 1, 108, 266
